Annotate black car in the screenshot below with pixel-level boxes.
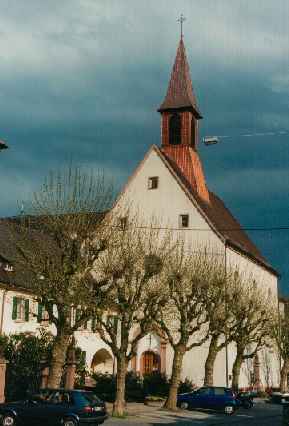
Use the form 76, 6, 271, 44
0, 389, 108, 426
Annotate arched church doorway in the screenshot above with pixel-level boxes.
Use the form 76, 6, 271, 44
141, 351, 160, 375
91, 349, 113, 374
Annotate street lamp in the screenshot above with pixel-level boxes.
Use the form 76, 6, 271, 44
0, 140, 8, 151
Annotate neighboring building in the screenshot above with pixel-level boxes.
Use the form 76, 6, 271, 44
0, 37, 280, 388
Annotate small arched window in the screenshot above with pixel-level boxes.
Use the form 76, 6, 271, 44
169, 114, 181, 145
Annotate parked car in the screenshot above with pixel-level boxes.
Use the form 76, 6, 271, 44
177, 386, 239, 415
0, 389, 108, 426
236, 391, 254, 409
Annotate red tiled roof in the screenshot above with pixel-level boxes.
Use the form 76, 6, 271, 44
158, 38, 202, 118
161, 145, 210, 203
154, 146, 277, 276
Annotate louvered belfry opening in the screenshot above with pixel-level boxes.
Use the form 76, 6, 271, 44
169, 113, 181, 145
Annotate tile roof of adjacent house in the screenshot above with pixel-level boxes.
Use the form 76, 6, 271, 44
0, 213, 105, 290
158, 38, 202, 118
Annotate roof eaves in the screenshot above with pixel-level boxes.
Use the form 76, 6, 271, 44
226, 239, 279, 278
154, 146, 278, 278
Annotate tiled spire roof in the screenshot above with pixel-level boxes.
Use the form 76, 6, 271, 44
158, 38, 202, 118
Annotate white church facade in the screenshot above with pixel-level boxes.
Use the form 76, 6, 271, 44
0, 37, 280, 389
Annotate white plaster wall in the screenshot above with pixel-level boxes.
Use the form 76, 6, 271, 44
226, 247, 278, 300
74, 329, 115, 373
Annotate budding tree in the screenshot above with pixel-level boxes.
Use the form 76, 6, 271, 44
10, 166, 114, 388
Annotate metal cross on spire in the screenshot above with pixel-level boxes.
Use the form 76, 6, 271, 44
177, 14, 186, 39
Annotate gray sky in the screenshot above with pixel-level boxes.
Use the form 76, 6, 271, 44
0, 0, 289, 293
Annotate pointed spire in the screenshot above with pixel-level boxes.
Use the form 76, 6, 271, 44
158, 38, 202, 119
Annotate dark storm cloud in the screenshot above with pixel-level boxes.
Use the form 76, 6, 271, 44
0, 0, 288, 292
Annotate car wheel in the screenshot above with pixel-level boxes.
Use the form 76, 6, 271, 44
2, 415, 16, 426
224, 405, 235, 415
63, 418, 78, 426
180, 402, 189, 410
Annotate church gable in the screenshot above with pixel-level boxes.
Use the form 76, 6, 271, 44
115, 146, 224, 252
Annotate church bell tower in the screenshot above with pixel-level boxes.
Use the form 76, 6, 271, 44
158, 35, 210, 204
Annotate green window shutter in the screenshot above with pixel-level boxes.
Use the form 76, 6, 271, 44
37, 303, 43, 323
113, 317, 118, 333
12, 297, 18, 320
75, 308, 81, 323
25, 299, 30, 322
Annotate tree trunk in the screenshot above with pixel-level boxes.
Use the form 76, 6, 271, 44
204, 335, 219, 386
280, 359, 289, 393
113, 356, 128, 417
232, 349, 244, 392
164, 347, 185, 411
47, 333, 71, 389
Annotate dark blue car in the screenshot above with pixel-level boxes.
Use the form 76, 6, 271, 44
0, 389, 108, 426
177, 386, 239, 415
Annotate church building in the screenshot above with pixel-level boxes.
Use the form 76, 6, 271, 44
0, 36, 280, 389
114, 35, 280, 387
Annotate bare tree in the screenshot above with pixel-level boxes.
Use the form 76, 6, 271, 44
10, 166, 114, 388
260, 348, 273, 390
230, 277, 273, 391
91, 218, 172, 417
203, 266, 230, 386
150, 248, 226, 411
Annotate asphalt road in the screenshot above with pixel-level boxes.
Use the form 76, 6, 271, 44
105, 402, 283, 425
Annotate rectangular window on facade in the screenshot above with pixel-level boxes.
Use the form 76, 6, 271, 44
148, 177, 159, 190
12, 297, 29, 322
179, 214, 189, 228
